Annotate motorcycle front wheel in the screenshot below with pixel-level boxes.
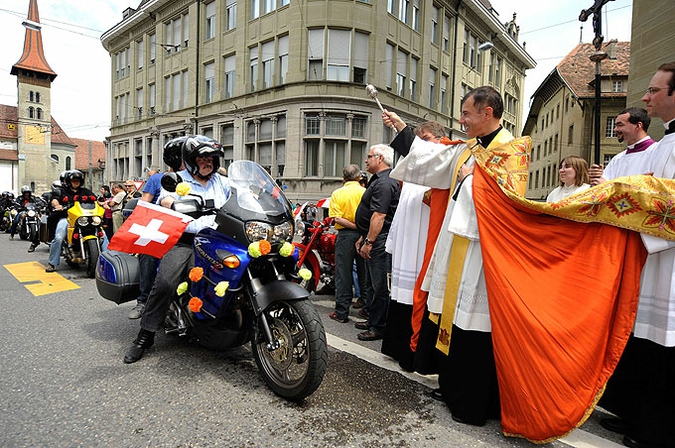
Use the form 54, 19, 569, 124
84, 238, 100, 278
252, 299, 327, 401
28, 223, 38, 243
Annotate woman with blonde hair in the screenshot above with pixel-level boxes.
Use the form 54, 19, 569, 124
546, 156, 591, 202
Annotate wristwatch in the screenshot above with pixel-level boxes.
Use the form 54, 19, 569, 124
363, 237, 373, 245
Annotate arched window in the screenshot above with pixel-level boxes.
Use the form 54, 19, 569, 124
37, 108, 43, 120
28, 107, 34, 118
50, 154, 59, 163
35, 92, 40, 103
65, 156, 71, 170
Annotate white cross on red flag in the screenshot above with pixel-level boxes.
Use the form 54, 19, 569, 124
107, 201, 193, 257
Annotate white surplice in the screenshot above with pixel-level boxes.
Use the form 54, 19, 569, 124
386, 182, 429, 305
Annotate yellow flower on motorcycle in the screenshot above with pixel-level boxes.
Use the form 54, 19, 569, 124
279, 241, 293, 257
248, 241, 262, 258
188, 297, 203, 313
176, 182, 191, 196
189, 267, 204, 282
214, 281, 229, 297
176, 281, 188, 295
298, 268, 312, 281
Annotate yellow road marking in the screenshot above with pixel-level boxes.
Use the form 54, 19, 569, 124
5, 262, 80, 296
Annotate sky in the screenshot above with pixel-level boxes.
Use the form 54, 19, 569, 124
0, 0, 633, 142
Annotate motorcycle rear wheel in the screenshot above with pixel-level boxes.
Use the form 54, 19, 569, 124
252, 299, 327, 401
84, 239, 100, 278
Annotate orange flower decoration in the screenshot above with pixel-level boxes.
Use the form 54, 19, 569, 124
188, 267, 204, 282
259, 240, 272, 256
188, 297, 203, 313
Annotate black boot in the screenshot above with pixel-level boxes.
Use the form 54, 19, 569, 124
124, 329, 155, 364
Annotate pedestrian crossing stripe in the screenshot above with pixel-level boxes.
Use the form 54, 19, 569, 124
4, 262, 80, 296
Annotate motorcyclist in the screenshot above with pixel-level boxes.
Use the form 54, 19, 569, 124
45, 177, 66, 243
45, 170, 95, 272
1, 191, 15, 232
9, 186, 42, 251
124, 135, 230, 364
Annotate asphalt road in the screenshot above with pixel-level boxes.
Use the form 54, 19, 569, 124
0, 235, 625, 448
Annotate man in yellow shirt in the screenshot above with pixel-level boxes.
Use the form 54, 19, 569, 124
328, 164, 366, 323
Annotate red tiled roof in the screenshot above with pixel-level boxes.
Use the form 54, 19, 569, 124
557, 41, 630, 99
10, 0, 57, 80
71, 137, 106, 171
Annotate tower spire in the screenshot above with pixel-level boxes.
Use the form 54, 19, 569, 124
11, 0, 57, 80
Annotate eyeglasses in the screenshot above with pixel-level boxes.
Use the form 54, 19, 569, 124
646, 86, 669, 95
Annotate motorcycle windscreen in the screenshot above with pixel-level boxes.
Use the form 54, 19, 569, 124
224, 161, 291, 220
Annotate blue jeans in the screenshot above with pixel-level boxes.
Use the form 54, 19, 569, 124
49, 218, 68, 266
140, 242, 194, 333
10, 212, 24, 236
333, 229, 365, 320
362, 233, 391, 335
49, 218, 109, 266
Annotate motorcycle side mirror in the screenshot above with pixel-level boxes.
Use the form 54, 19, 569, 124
161, 172, 183, 193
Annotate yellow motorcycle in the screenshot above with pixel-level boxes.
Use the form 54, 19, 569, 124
63, 197, 105, 278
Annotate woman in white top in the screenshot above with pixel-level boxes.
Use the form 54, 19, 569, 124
546, 156, 591, 202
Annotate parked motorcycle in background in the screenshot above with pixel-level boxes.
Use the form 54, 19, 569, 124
293, 216, 336, 295
96, 160, 328, 401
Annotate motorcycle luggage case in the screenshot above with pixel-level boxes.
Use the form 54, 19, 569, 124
95, 250, 140, 304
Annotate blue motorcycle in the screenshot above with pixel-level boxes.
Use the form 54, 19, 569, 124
97, 161, 327, 401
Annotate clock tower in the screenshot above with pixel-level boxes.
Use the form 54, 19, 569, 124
11, 0, 58, 193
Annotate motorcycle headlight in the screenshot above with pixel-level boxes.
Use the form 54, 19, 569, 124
271, 221, 293, 243
10, 209, 17, 217
27, 210, 36, 217
77, 216, 90, 226
246, 221, 272, 242
245, 221, 294, 243
91, 216, 102, 226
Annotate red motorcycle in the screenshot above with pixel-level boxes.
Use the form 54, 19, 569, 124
294, 217, 336, 295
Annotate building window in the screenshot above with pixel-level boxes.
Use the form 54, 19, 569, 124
51, 154, 59, 163
430, 6, 439, 45
412, 0, 420, 31
279, 35, 289, 85
205, 62, 215, 103
327, 29, 350, 82
249, 46, 258, 92
387, 0, 395, 15
166, 13, 189, 53
308, 29, 324, 81
612, 80, 623, 93
149, 34, 156, 63
442, 15, 450, 52
28, 106, 34, 118
149, 83, 156, 116
224, 54, 236, 98
226, 0, 237, 30
220, 123, 235, 171
304, 112, 368, 177
440, 74, 448, 114
205, 2, 216, 39
396, 50, 407, 97
565, 96, 569, 113
137, 38, 144, 69
261, 40, 275, 88
429, 67, 436, 109
398, 0, 410, 24
606, 117, 617, 138
36, 108, 43, 119
495, 57, 502, 85
353, 32, 368, 84
244, 115, 286, 175
137, 87, 144, 119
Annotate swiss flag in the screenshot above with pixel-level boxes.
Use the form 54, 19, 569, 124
108, 201, 193, 257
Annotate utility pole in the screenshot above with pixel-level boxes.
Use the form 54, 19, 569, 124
579, 0, 614, 165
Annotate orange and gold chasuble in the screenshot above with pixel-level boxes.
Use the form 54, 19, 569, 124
438, 136, 675, 443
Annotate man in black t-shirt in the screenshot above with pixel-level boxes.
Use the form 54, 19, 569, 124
354, 144, 400, 341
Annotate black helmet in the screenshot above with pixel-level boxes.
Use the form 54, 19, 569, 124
20, 185, 32, 194
59, 171, 69, 188
67, 170, 84, 187
51, 180, 62, 190
182, 135, 223, 180
163, 137, 186, 172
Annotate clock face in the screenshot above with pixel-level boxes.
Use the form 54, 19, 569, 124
24, 125, 45, 145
